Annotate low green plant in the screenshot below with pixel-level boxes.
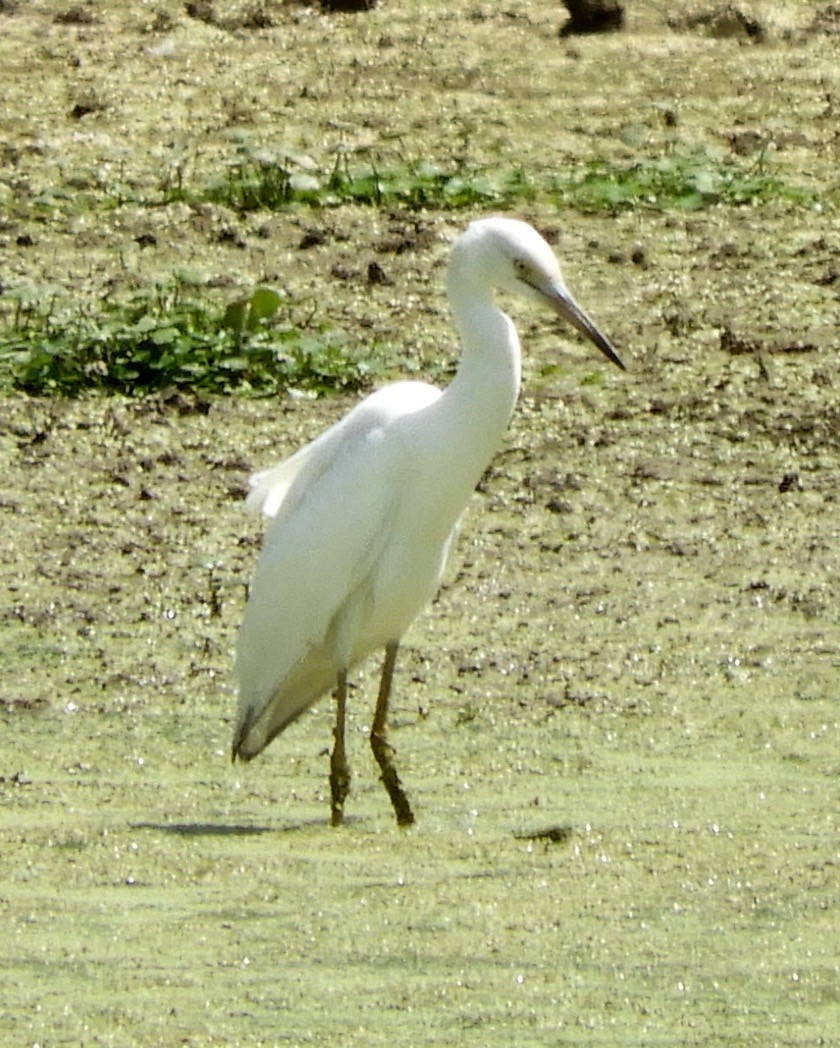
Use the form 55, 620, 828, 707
553, 149, 818, 212
0, 282, 384, 397
191, 140, 532, 213
181, 140, 822, 217
221, 286, 284, 340
2, 144, 827, 401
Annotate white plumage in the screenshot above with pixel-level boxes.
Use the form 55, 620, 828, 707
232, 217, 625, 826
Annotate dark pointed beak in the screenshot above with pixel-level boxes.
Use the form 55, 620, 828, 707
544, 283, 626, 371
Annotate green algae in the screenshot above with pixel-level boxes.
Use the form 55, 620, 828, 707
1, 352, 836, 1045
0, 1, 838, 1045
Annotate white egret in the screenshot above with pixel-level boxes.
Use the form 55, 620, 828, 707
232, 217, 625, 826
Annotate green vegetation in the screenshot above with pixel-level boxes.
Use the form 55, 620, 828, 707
10, 143, 823, 227
1, 144, 828, 399
2, 4, 838, 1044
552, 149, 822, 212
185, 141, 821, 216
0, 282, 383, 397
192, 142, 531, 212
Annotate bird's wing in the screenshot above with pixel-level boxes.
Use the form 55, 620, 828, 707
246, 418, 349, 520
234, 384, 440, 758
245, 382, 441, 525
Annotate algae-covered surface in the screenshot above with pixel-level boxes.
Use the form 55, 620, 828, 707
0, 1, 838, 1045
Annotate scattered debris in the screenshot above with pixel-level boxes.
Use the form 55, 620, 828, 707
54, 4, 96, 25
514, 824, 574, 844
667, 5, 766, 42
321, 0, 378, 11
778, 472, 803, 493
720, 327, 819, 357
0, 770, 33, 785
806, 4, 840, 35
0, 696, 50, 711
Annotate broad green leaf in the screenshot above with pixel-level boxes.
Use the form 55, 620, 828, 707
221, 299, 249, 335
246, 287, 282, 330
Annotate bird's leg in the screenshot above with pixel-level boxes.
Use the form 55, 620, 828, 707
370, 642, 415, 827
329, 670, 352, 827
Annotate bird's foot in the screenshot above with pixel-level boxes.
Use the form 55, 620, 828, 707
329, 762, 352, 827
385, 776, 415, 826
371, 730, 414, 826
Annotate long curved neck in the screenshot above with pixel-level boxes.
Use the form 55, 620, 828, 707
434, 276, 522, 479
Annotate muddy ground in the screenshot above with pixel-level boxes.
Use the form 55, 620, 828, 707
0, 1, 838, 1045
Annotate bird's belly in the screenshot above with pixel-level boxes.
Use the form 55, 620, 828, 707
354, 521, 454, 656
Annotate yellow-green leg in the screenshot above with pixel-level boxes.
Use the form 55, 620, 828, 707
329, 670, 352, 826
370, 642, 415, 826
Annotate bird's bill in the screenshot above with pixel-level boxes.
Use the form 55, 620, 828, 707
545, 284, 626, 371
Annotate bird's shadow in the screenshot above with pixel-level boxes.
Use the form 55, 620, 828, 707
130, 818, 335, 837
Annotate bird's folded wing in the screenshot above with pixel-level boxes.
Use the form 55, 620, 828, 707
245, 398, 396, 523
235, 415, 400, 739
246, 428, 338, 520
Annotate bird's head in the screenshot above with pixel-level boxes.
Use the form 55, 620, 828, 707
451, 217, 626, 370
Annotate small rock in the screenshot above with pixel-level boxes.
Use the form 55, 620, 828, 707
69, 91, 104, 120
54, 4, 96, 25
366, 260, 392, 285
185, 0, 216, 24
299, 228, 328, 250
725, 126, 767, 156
778, 472, 803, 493
560, 0, 624, 36
720, 326, 761, 355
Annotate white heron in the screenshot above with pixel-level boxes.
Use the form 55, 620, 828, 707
232, 216, 625, 826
